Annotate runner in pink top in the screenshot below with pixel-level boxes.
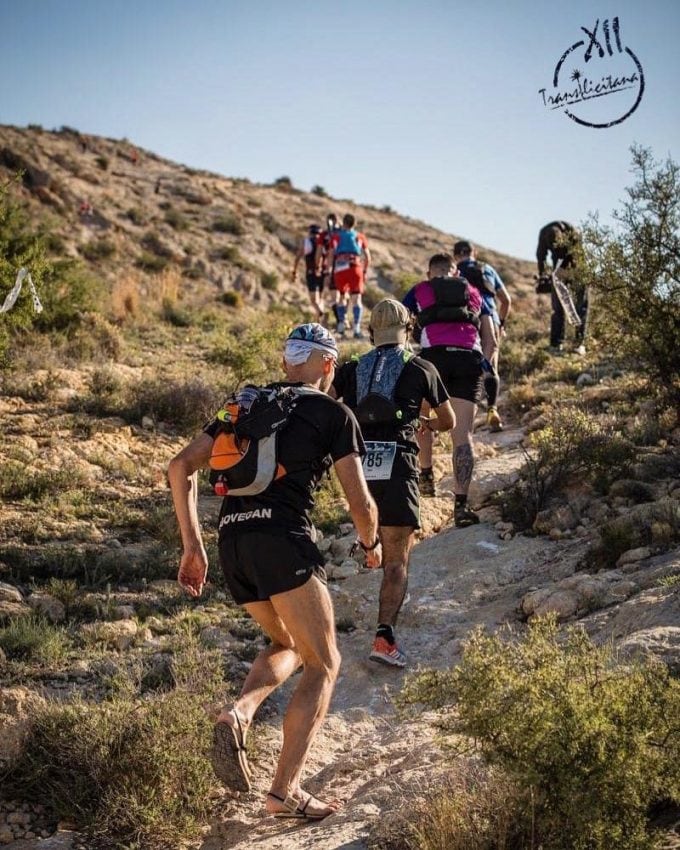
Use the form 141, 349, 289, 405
402, 253, 497, 527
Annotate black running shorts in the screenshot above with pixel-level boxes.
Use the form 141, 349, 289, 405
368, 475, 420, 529
306, 271, 324, 292
420, 347, 483, 404
219, 531, 326, 605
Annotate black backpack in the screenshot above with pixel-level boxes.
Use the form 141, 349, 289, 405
353, 347, 414, 425
416, 276, 482, 330
208, 385, 323, 496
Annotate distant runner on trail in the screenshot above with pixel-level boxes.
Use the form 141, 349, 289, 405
403, 253, 497, 527
168, 323, 380, 821
327, 213, 371, 339
453, 240, 511, 432
315, 213, 340, 327
536, 221, 588, 354
330, 299, 453, 667
292, 223, 325, 322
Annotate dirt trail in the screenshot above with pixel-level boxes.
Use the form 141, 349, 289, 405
199, 424, 563, 850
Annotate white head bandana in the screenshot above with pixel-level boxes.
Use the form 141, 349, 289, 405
284, 339, 335, 365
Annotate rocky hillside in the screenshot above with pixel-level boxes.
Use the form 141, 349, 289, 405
1, 124, 679, 850
0, 123, 537, 313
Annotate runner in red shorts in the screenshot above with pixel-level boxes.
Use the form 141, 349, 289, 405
328, 214, 370, 339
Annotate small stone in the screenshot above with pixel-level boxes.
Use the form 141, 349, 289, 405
114, 605, 135, 620
532, 589, 579, 621
0, 827, 12, 845
549, 527, 563, 540
0, 582, 23, 604
576, 372, 595, 387
109, 538, 123, 548
331, 559, 360, 580
28, 592, 66, 624
339, 522, 354, 535
141, 415, 155, 430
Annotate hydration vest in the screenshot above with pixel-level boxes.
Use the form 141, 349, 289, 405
354, 346, 414, 425
416, 276, 481, 330
334, 228, 363, 256
209, 385, 324, 497
457, 260, 496, 294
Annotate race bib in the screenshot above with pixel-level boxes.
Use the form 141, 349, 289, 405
362, 441, 397, 481
334, 260, 350, 272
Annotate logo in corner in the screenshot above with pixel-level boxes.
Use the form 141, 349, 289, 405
539, 17, 645, 128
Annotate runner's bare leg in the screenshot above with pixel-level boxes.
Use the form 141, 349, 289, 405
377, 526, 415, 625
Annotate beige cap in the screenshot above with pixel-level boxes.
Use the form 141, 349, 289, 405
369, 298, 411, 345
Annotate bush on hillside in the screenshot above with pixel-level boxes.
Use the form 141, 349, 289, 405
212, 213, 244, 235
209, 320, 288, 388
126, 376, 221, 434
582, 146, 680, 407
500, 404, 634, 528
399, 617, 680, 850
2, 638, 225, 849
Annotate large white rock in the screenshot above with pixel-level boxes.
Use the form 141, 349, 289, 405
81, 620, 138, 651
616, 546, 652, 568
0, 686, 46, 766
0, 582, 23, 604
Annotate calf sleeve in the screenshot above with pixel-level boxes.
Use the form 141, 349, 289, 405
353, 304, 363, 327
484, 373, 500, 408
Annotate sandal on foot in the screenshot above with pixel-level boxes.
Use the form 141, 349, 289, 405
211, 713, 251, 792
268, 791, 338, 821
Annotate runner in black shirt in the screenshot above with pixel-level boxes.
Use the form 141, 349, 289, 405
168, 323, 380, 820
331, 299, 453, 667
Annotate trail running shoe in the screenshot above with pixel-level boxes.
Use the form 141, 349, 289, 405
369, 636, 406, 668
486, 407, 503, 432
353, 328, 364, 339
336, 322, 346, 339
454, 504, 480, 528
419, 470, 436, 497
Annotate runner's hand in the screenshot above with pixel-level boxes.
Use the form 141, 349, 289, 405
178, 546, 208, 597
364, 543, 382, 569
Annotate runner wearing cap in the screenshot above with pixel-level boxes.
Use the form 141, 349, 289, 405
292, 224, 325, 322
452, 240, 511, 432
168, 322, 380, 819
330, 300, 453, 666
403, 254, 497, 527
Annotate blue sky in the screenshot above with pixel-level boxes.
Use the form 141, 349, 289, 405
1, 0, 678, 260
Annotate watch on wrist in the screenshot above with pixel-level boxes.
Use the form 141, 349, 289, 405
359, 537, 380, 552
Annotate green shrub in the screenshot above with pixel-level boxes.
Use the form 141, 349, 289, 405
126, 207, 146, 226
0, 462, 87, 501
311, 471, 350, 534
0, 616, 70, 663
221, 290, 242, 308
582, 147, 680, 406
164, 207, 188, 231
260, 270, 278, 291
212, 213, 244, 235
209, 320, 287, 387
136, 251, 168, 273
64, 312, 123, 362
35, 262, 106, 334
79, 238, 115, 261
141, 230, 174, 258
311, 185, 327, 196
400, 617, 680, 850
161, 297, 193, 327
259, 211, 278, 233
589, 499, 680, 569
95, 155, 109, 171
500, 339, 550, 383
3, 640, 225, 849
501, 405, 635, 528
391, 272, 421, 301
126, 376, 220, 434
368, 766, 527, 850
273, 175, 293, 189
212, 245, 240, 263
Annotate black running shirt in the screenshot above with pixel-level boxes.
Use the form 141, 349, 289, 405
204, 383, 364, 537
332, 346, 448, 474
